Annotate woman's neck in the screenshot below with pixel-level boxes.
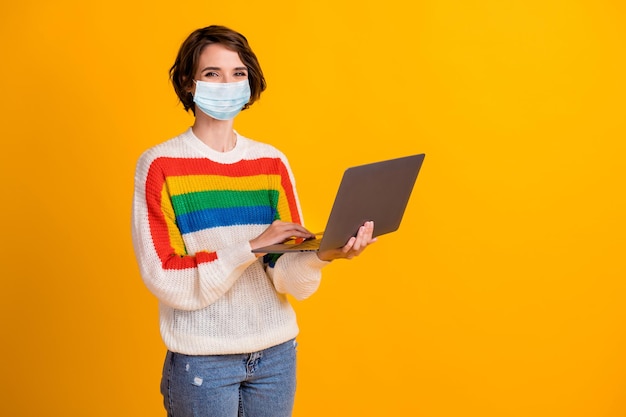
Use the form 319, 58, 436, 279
191, 115, 237, 152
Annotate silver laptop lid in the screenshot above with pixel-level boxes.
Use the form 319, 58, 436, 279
318, 153, 425, 251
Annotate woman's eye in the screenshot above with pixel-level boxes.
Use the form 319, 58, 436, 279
235, 71, 248, 77
204, 72, 219, 77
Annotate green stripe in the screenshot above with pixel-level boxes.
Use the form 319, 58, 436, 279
172, 190, 279, 215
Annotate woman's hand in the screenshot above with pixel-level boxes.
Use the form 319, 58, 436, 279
317, 221, 376, 262
250, 220, 315, 256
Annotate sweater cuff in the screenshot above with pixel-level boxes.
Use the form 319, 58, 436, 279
300, 251, 331, 269
278, 251, 329, 272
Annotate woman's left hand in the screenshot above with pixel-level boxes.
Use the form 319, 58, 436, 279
317, 221, 377, 262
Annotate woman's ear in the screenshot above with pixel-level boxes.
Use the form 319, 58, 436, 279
183, 76, 195, 94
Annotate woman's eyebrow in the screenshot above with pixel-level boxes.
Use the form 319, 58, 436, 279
200, 66, 248, 72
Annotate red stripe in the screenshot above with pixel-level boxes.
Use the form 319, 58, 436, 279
146, 160, 219, 270
159, 251, 219, 270
152, 156, 285, 177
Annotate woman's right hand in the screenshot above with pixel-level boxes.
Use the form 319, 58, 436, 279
250, 220, 315, 256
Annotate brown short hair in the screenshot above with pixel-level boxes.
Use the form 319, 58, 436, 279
169, 25, 267, 114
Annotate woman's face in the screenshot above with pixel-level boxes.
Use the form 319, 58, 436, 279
193, 43, 248, 84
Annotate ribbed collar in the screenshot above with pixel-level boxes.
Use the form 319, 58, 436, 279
182, 127, 248, 163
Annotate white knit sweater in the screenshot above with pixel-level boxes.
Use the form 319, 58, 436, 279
132, 128, 327, 355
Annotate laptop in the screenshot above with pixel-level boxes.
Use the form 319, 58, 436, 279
252, 153, 426, 254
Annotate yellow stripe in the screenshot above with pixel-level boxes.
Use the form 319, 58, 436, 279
167, 174, 281, 194
277, 192, 293, 223
161, 186, 187, 254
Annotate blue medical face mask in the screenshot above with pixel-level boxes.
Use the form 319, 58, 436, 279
192, 79, 251, 120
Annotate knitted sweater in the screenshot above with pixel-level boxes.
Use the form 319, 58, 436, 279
132, 128, 327, 355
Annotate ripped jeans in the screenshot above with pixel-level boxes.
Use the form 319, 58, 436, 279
160, 339, 297, 417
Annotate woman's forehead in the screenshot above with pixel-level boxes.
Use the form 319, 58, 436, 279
198, 43, 244, 67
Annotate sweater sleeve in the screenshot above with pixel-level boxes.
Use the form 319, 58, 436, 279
264, 153, 329, 300
270, 253, 329, 300
131, 154, 258, 311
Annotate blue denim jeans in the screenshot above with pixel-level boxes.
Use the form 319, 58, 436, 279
161, 339, 297, 417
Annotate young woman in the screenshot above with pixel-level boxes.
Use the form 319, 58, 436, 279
131, 25, 375, 417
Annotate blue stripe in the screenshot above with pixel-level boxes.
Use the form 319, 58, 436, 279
176, 206, 276, 234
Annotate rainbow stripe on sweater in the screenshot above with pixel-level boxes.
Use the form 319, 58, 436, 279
145, 156, 301, 270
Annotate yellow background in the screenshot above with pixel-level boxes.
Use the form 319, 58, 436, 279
1, 1, 625, 416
